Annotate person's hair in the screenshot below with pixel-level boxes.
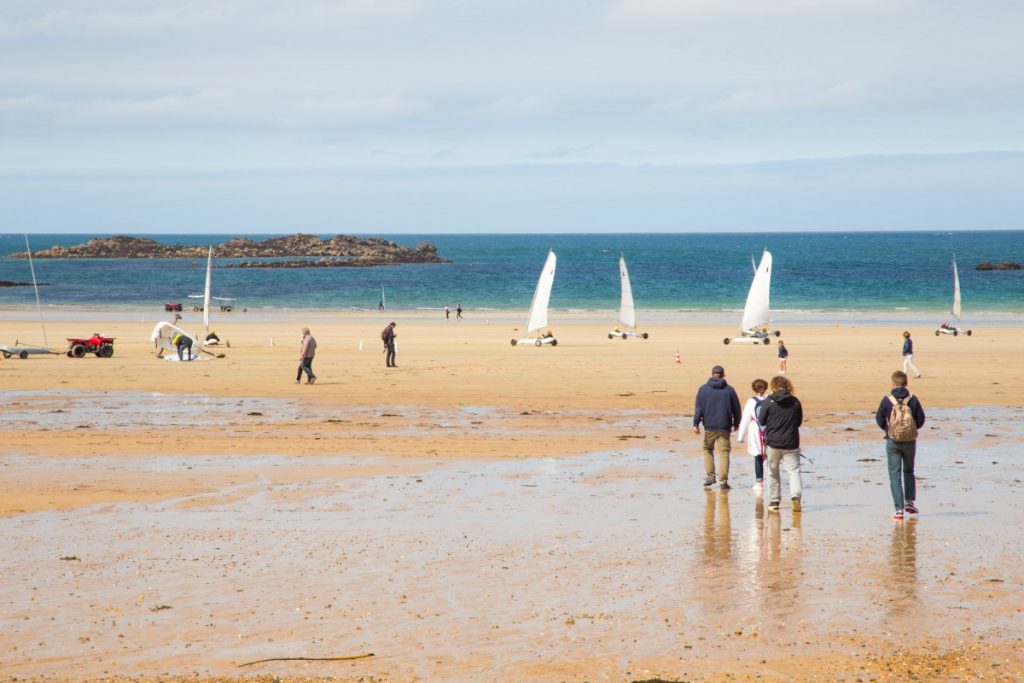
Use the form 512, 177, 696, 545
752, 379, 768, 394
390, 321, 396, 326
778, 340, 785, 345
892, 370, 908, 387
770, 375, 793, 394
903, 331, 911, 338
302, 327, 309, 333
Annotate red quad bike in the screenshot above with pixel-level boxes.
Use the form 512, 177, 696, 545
66, 334, 115, 358
164, 302, 183, 312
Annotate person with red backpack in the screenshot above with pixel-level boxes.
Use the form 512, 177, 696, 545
875, 370, 926, 520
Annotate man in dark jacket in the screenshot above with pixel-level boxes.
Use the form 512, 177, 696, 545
692, 365, 742, 489
875, 370, 926, 520
382, 322, 397, 368
758, 375, 804, 512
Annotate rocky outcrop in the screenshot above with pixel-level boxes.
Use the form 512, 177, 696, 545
0, 280, 49, 287
11, 234, 450, 264
975, 261, 1021, 271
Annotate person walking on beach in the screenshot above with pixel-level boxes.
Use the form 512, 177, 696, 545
456, 303, 463, 319
778, 340, 788, 373
875, 370, 926, 520
758, 375, 804, 513
296, 327, 317, 384
382, 321, 397, 367
445, 305, 451, 320
172, 331, 193, 361
901, 331, 921, 378
692, 365, 742, 489
737, 379, 769, 495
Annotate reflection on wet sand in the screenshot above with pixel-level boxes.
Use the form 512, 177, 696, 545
761, 505, 804, 619
702, 489, 734, 566
887, 518, 920, 618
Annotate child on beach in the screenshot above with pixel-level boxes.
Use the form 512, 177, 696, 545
902, 331, 921, 378
778, 340, 788, 373
736, 379, 769, 494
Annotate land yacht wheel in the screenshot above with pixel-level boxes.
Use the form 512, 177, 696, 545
510, 339, 517, 346
723, 338, 731, 345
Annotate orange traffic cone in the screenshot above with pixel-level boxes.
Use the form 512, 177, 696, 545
674, 351, 681, 364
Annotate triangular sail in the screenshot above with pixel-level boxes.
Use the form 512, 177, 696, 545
24, 234, 49, 349
740, 249, 772, 332
952, 256, 962, 319
526, 251, 557, 334
203, 246, 212, 333
618, 254, 636, 329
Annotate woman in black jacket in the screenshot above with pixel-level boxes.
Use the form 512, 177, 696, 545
757, 375, 804, 512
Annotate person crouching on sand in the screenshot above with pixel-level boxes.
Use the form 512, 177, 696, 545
758, 375, 804, 513
737, 378, 769, 495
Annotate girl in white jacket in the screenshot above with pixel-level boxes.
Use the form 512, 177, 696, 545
736, 378, 768, 494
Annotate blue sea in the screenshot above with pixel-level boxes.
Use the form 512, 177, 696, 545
1, 232, 1022, 315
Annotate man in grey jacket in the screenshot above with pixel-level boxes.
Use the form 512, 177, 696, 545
296, 327, 317, 384
693, 365, 742, 489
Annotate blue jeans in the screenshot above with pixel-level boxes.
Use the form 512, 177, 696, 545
885, 438, 916, 509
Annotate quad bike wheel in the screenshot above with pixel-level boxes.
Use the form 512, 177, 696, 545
98, 344, 114, 358
70, 344, 87, 358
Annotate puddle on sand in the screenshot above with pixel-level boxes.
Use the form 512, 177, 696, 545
1, 408, 1022, 680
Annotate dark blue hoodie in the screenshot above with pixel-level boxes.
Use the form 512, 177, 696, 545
875, 386, 925, 436
693, 377, 742, 432
902, 338, 913, 355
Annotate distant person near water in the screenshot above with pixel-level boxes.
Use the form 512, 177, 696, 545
737, 378, 769, 495
445, 305, 450, 320
382, 322, 397, 367
875, 370, 926, 520
692, 365, 742, 490
456, 303, 463, 319
296, 327, 317, 384
777, 340, 788, 373
758, 375, 804, 513
902, 331, 921, 378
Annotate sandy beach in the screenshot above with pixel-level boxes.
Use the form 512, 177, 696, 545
2, 311, 1023, 681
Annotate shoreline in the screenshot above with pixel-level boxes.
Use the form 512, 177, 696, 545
2, 303, 1022, 326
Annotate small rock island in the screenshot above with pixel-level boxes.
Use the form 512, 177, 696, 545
11, 234, 451, 267
975, 261, 1022, 271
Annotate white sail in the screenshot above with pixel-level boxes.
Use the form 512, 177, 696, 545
526, 251, 557, 334
618, 254, 636, 329
203, 246, 212, 333
150, 321, 201, 354
740, 249, 772, 332
24, 235, 49, 349
952, 256, 962, 319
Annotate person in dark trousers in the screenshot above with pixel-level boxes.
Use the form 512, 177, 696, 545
692, 365, 742, 489
172, 332, 193, 361
445, 305, 451, 320
875, 370, 926, 520
456, 303, 463, 319
758, 375, 804, 513
296, 327, 317, 384
902, 331, 921, 378
382, 322, 397, 367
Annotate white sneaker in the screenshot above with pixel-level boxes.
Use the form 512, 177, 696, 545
752, 481, 763, 494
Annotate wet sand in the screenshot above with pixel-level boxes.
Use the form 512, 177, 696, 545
2, 312, 1023, 681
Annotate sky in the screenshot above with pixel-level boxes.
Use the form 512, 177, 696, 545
2, 0, 1023, 233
